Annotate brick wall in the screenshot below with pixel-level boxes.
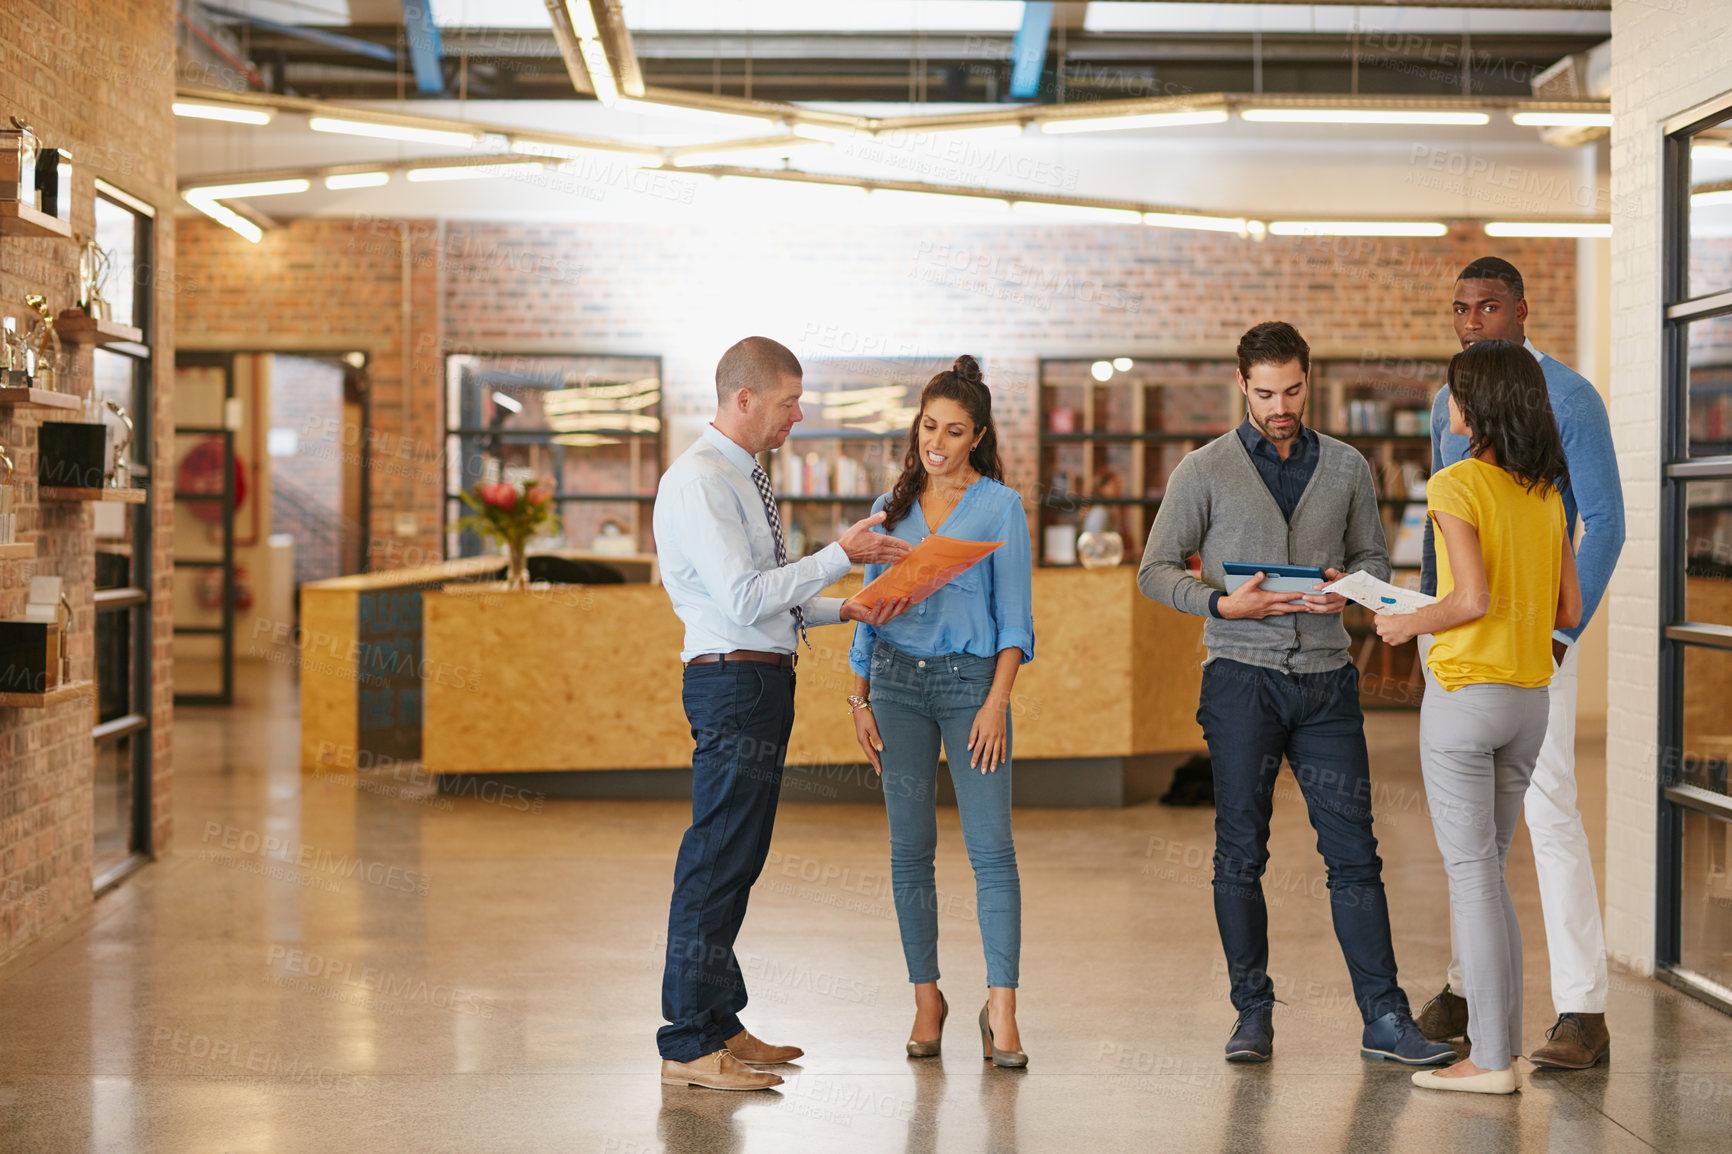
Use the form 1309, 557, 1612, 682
178, 213, 1580, 566
177, 217, 1578, 571
1606, 3, 1732, 978
0, 0, 177, 963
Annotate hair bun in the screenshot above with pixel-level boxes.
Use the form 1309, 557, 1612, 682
952, 354, 984, 386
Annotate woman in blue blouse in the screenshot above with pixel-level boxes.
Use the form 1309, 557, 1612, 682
847, 355, 1035, 1067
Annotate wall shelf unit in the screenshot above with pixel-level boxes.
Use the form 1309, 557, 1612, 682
0, 201, 73, 239
445, 354, 664, 558
39, 486, 148, 503
0, 680, 95, 709
0, 542, 36, 561
56, 315, 144, 346
1037, 354, 1449, 709
0, 386, 82, 410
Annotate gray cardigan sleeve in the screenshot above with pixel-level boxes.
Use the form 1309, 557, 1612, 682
1137, 456, 1220, 616
1343, 453, 1392, 582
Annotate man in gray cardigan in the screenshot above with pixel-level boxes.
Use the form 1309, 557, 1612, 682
1139, 321, 1450, 1067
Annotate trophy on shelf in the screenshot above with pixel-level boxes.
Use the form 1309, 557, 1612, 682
21, 295, 59, 392
0, 443, 14, 545
70, 236, 112, 323
0, 317, 27, 388
0, 117, 39, 207
101, 399, 133, 489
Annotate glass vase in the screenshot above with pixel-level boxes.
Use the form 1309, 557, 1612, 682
506, 536, 528, 591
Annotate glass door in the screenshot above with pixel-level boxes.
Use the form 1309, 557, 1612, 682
172, 353, 236, 705
90, 180, 154, 889
1658, 92, 1732, 1013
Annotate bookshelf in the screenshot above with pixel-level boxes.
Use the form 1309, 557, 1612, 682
1036, 354, 1450, 708
444, 354, 663, 558
762, 357, 944, 559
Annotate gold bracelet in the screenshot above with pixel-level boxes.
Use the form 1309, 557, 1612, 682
846, 694, 872, 715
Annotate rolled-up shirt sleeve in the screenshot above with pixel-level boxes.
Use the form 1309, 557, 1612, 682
848, 495, 892, 677
673, 476, 850, 628
992, 499, 1035, 663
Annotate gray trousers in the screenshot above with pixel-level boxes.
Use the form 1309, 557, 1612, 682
1418, 673, 1550, 1070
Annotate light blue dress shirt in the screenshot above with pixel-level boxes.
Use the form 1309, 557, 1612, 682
1420, 337, 1626, 646
655, 425, 850, 662
848, 477, 1035, 678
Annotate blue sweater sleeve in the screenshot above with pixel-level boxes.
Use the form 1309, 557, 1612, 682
847, 493, 892, 678
1555, 388, 1625, 642
991, 495, 1036, 663
1420, 387, 1448, 597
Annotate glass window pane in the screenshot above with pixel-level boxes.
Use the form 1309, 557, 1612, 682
93, 195, 140, 332
1679, 644, 1732, 798
93, 735, 134, 872
1687, 312, 1732, 458
1678, 808, 1732, 992
1685, 481, 1732, 626
95, 608, 133, 723
1689, 129, 1732, 301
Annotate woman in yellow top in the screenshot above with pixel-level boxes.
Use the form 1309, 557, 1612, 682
1375, 339, 1582, 1096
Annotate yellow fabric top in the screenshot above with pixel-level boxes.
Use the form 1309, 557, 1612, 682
1426, 458, 1566, 692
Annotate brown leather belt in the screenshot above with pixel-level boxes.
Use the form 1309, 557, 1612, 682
686, 649, 796, 669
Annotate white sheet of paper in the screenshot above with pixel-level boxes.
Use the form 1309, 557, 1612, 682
1322, 570, 1437, 615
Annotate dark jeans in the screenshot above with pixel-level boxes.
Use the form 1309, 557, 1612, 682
1197, 659, 1408, 1024
657, 661, 796, 1062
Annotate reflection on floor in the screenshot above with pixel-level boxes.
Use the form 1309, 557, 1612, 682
1, 660, 1728, 1153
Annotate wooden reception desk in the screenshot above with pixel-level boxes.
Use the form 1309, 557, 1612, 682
300, 563, 1206, 805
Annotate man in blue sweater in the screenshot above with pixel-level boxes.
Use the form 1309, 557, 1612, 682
1414, 257, 1626, 1069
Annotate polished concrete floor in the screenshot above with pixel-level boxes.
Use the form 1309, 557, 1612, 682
1, 663, 1729, 1154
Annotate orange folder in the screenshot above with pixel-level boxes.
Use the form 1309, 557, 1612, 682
848, 535, 1002, 609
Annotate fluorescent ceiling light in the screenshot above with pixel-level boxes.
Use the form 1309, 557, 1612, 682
173, 101, 273, 126
324, 172, 390, 190
183, 194, 263, 244
1143, 211, 1249, 234
183, 179, 311, 199
614, 98, 780, 135
1694, 143, 1732, 158
1512, 112, 1614, 128
406, 163, 547, 182
510, 140, 658, 167
1241, 109, 1491, 126
1483, 221, 1612, 238
1694, 189, 1732, 208
578, 40, 620, 107
309, 116, 481, 147
672, 139, 828, 167
1268, 221, 1448, 237
564, 0, 600, 39
1013, 201, 1143, 225
491, 391, 524, 414
1040, 110, 1227, 135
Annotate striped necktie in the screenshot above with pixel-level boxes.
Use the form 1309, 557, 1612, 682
750, 464, 807, 648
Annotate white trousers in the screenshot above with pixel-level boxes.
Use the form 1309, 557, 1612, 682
1431, 643, 1609, 1014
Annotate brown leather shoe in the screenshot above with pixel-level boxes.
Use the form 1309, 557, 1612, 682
660, 1049, 784, 1091
725, 1028, 803, 1065
1530, 1013, 1610, 1070
1414, 984, 1470, 1042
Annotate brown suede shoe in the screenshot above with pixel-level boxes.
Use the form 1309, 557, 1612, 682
1530, 1013, 1611, 1070
1414, 985, 1470, 1042
725, 1028, 804, 1065
660, 1049, 784, 1091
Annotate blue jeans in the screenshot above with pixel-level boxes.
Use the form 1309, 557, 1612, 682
1197, 659, 1408, 1024
870, 639, 1020, 989
657, 661, 796, 1062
